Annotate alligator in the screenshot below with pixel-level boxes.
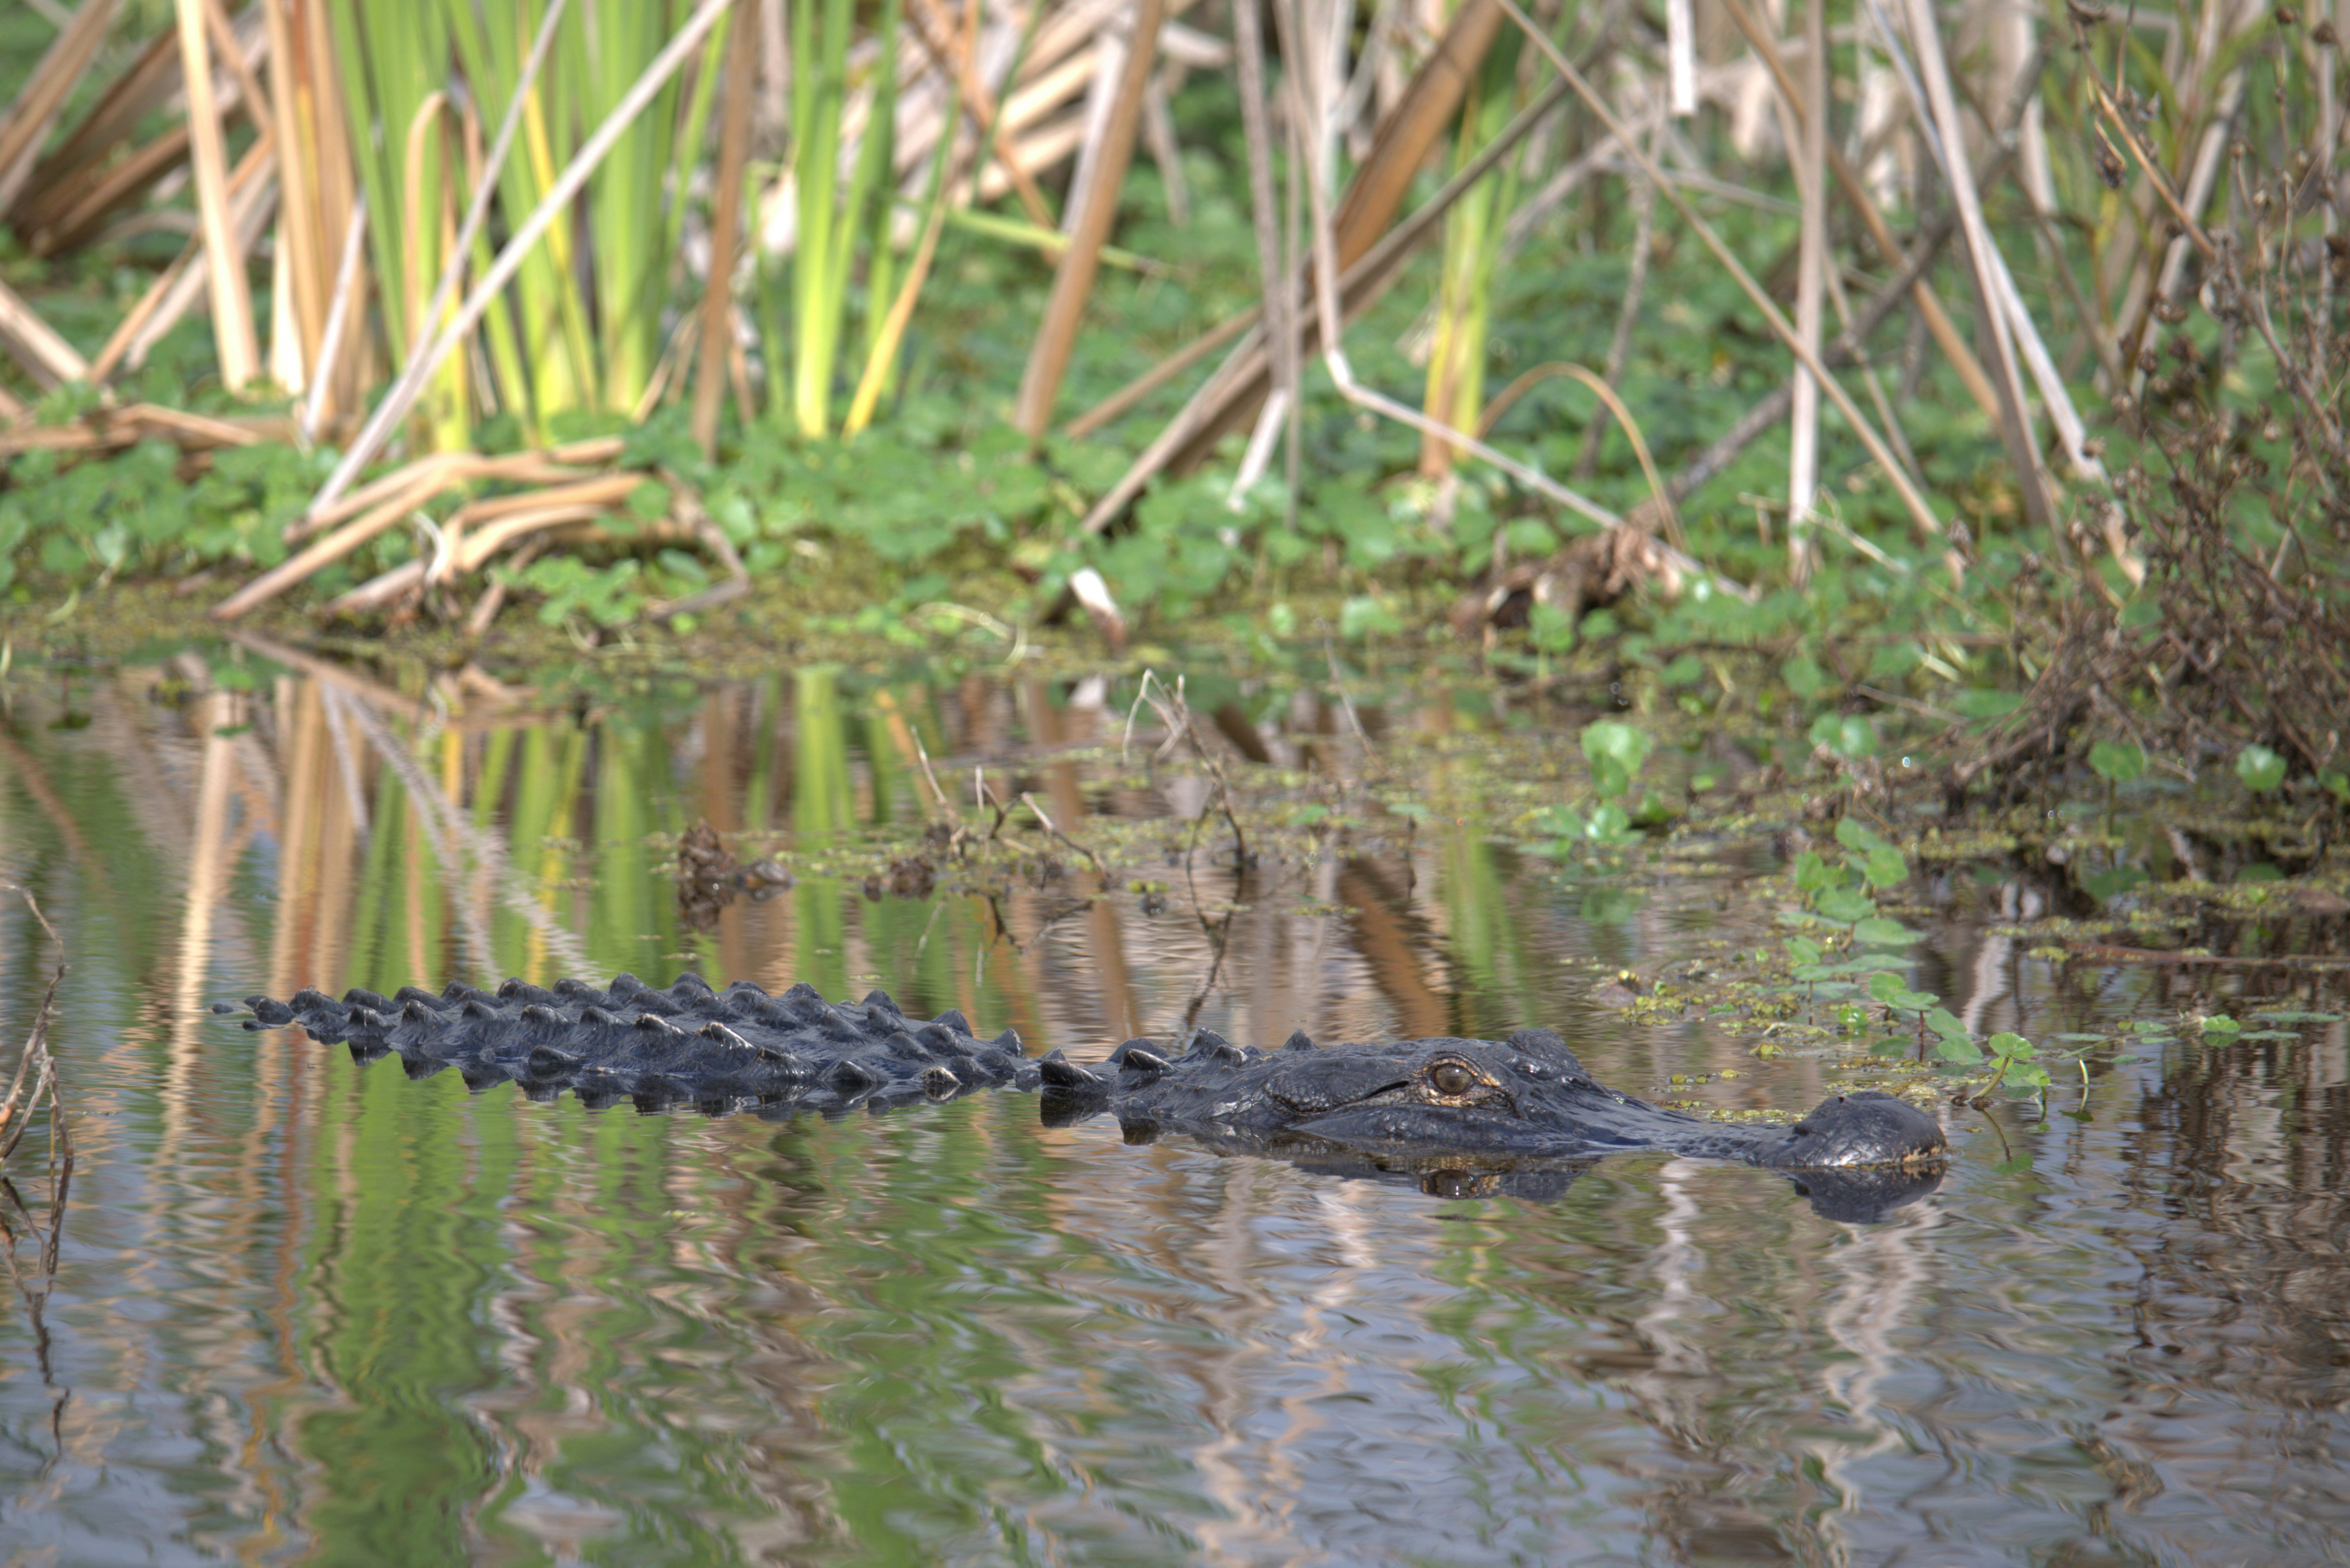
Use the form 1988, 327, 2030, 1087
218, 972, 1948, 1221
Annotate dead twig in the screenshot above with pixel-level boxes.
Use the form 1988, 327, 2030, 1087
0, 884, 70, 1174
1132, 670, 1252, 869
1020, 791, 1110, 884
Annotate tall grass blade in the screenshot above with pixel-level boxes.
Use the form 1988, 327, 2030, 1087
288, 0, 735, 550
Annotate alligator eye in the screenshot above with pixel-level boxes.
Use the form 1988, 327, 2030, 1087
1428, 1060, 1480, 1097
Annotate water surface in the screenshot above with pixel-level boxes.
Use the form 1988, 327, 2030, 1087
0, 647, 2344, 1566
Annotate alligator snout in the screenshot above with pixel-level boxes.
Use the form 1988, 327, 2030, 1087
1752, 1091, 1947, 1169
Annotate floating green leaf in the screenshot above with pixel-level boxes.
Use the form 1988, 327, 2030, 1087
2236, 744, 2286, 793
1813, 887, 1876, 924
1582, 721, 1653, 800
1867, 971, 1936, 1011
2083, 865, 2149, 902
1809, 713, 1879, 760
2088, 740, 2147, 784
1854, 917, 1917, 947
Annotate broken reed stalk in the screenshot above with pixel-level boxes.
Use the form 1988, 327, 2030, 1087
0, 0, 119, 213
1490, 0, 1951, 551
1152, 0, 1515, 474
1712, 0, 2000, 428
1012, 0, 1167, 437
286, 0, 735, 555
1229, 0, 1293, 500
1077, 74, 1574, 533
1882, 0, 2059, 554
1572, 118, 1654, 483
905, 0, 1055, 228
694, 0, 761, 457
1653, 212, 1963, 513
172, 0, 258, 389
1272, 0, 1688, 565
1785, 0, 1827, 579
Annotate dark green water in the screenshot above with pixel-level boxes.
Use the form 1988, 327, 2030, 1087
0, 651, 2345, 1566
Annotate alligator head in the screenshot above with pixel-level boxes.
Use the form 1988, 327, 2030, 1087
1038, 1024, 1948, 1212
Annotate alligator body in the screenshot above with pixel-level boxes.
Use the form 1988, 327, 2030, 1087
221, 972, 1028, 1114
220, 973, 1947, 1220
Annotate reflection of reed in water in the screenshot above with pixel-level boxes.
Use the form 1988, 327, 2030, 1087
0, 885, 74, 1463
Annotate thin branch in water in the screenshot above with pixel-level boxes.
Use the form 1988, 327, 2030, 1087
1020, 791, 1109, 884
1320, 629, 1379, 769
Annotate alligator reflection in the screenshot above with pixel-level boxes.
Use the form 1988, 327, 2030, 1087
1091, 1117, 1945, 1221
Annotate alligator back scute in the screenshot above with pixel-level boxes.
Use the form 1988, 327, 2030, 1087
221, 969, 1025, 1112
